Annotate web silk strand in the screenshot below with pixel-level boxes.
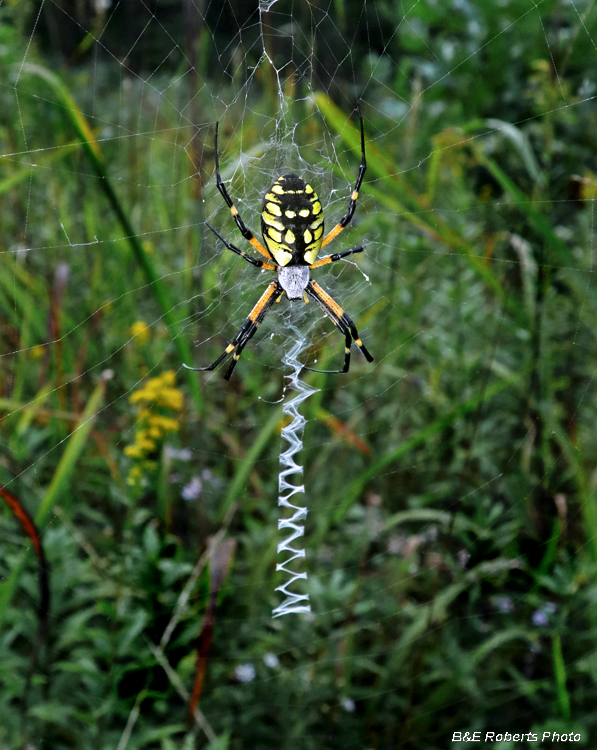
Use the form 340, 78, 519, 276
272, 329, 318, 618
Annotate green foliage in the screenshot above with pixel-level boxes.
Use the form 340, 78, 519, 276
1, 1, 597, 748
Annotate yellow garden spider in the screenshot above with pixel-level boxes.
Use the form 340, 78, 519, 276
184, 111, 374, 380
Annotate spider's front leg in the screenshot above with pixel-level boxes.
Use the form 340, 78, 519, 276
183, 281, 281, 380
319, 108, 366, 249
206, 222, 276, 270
213, 122, 273, 262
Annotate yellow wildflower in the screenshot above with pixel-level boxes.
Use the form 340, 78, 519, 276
127, 465, 144, 486
130, 320, 151, 346
148, 415, 180, 433
124, 370, 184, 492
156, 388, 183, 410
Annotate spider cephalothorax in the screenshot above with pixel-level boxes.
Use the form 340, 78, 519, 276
184, 112, 374, 380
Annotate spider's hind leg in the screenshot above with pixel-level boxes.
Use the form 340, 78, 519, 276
305, 280, 373, 373
183, 281, 281, 379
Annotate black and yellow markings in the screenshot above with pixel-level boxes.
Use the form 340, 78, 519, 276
308, 255, 332, 269
262, 214, 285, 231
244, 237, 269, 259
308, 245, 363, 270
310, 214, 324, 243
266, 202, 282, 216
307, 280, 374, 367
205, 221, 276, 270
321, 223, 342, 248
262, 176, 326, 266
296, 188, 323, 263
311, 281, 345, 319
193, 113, 371, 378
248, 282, 278, 322
226, 198, 272, 261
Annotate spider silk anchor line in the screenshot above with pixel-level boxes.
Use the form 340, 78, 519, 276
272, 330, 318, 618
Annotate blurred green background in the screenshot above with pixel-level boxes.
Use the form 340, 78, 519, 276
2, 0, 597, 747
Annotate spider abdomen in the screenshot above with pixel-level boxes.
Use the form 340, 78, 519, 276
261, 173, 324, 267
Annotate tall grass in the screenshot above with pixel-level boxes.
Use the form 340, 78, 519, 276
1, 3, 597, 748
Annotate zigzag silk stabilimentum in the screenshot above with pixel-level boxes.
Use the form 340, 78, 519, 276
272, 330, 318, 618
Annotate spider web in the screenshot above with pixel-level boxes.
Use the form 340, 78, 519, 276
1, 0, 597, 747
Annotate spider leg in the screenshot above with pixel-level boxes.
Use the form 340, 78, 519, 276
183, 281, 281, 380
320, 107, 366, 249
304, 280, 373, 374
309, 245, 364, 270
213, 122, 273, 261
206, 222, 276, 270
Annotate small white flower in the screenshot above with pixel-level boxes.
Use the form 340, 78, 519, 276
263, 653, 279, 668
457, 549, 470, 569
165, 446, 193, 461
495, 596, 514, 613
235, 663, 255, 682
532, 610, 548, 627
341, 698, 355, 712
387, 534, 405, 554
202, 468, 221, 485
181, 476, 202, 500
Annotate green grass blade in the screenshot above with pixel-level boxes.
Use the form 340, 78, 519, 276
21, 63, 203, 415
471, 627, 535, 666
462, 118, 543, 185
332, 371, 523, 524
552, 632, 571, 720
219, 406, 282, 521
547, 415, 597, 566
0, 375, 108, 626
314, 92, 525, 324
383, 508, 490, 539
0, 142, 81, 196
474, 147, 597, 320
35, 376, 108, 524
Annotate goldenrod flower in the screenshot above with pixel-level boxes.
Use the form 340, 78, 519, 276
125, 370, 184, 491
130, 320, 151, 346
